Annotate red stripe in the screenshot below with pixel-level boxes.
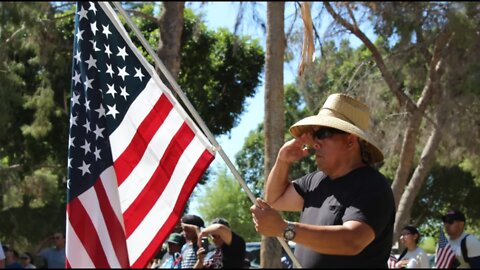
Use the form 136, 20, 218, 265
66, 258, 70, 268
94, 178, 130, 268
115, 94, 173, 185
67, 196, 110, 268
123, 123, 194, 237
130, 150, 215, 268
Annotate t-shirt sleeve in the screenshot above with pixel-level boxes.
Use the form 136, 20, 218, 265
292, 171, 323, 198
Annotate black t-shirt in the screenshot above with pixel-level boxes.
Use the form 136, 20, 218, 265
221, 231, 246, 268
292, 166, 395, 268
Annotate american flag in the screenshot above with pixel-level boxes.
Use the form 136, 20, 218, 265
387, 254, 397, 269
66, 2, 215, 268
435, 226, 456, 268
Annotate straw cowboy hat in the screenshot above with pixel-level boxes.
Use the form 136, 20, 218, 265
289, 93, 384, 163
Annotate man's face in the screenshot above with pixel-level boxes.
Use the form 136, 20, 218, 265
310, 127, 352, 173
443, 219, 464, 239
53, 233, 65, 248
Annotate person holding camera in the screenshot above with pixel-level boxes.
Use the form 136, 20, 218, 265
194, 218, 246, 269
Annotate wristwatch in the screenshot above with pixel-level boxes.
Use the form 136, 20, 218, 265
283, 221, 296, 241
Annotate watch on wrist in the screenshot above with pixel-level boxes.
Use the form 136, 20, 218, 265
283, 221, 296, 241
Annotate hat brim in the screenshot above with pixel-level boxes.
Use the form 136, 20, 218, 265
289, 114, 384, 163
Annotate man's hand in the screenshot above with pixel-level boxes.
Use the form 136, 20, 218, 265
250, 198, 287, 237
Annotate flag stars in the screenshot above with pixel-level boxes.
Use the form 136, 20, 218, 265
83, 118, 92, 133
107, 104, 119, 119
76, 29, 85, 41
93, 125, 104, 140
120, 86, 129, 100
72, 71, 81, 86
68, 157, 73, 168
134, 67, 145, 81
70, 114, 78, 128
117, 66, 129, 81
81, 139, 91, 155
93, 147, 102, 161
90, 21, 98, 36
102, 24, 112, 39
104, 44, 112, 58
88, 2, 97, 15
85, 55, 98, 70
106, 83, 117, 98
116, 46, 129, 60
71, 91, 81, 107
105, 63, 114, 77
95, 103, 106, 118
78, 161, 91, 176
74, 50, 82, 64
68, 135, 76, 148
83, 75, 94, 91
89, 40, 101, 52
77, 6, 88, 21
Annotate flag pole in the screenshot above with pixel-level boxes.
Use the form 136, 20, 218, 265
111, 2, 302, 268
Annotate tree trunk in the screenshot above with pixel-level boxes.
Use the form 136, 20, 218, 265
262, 2, 285, 269
156, 2, 184, 82
394, 88, 449, 241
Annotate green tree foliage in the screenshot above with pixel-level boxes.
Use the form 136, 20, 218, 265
197, 168, 259, 242
178, 9, 265, 135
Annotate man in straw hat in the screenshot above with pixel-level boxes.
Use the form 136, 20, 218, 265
250, 93, 395, 268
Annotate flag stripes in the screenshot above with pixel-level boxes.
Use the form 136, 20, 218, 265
66, 2, 215, 268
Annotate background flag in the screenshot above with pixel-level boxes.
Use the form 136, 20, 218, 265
435, 226, 457, 268
387, 254, 398, 268
66, 2, 215, 268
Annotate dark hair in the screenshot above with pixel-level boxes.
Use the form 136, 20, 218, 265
402, 225, 421, 244
211, 217, 230, 228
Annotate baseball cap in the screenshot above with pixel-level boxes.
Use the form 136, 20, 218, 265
181, 214, 205, 228
441, 210, 466, 222
166, 233, 185, 246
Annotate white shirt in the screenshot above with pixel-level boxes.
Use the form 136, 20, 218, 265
449, 232, 480, 268
0, 240, 5, 260
402, 247, 430, 268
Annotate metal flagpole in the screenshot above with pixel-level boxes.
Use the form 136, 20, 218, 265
111, 2, 302, 268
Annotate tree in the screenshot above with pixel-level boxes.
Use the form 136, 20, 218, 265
261, 2, 285, 268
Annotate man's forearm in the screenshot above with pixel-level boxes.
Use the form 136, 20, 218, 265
264, 159, 291, 204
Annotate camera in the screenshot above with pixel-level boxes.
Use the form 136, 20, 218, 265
201, 236, 209, 251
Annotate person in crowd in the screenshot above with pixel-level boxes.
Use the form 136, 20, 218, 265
179, 214, 205, 269
157, 233, 185, 268
4, 246, 22, 269
0, 242, 5, 269
34, 232, 65, 268
250, 93, 396, 268
19, 253, 36, 269
194, 217, 246, 268
393, 225, 429, 268
442, 210, 480, 268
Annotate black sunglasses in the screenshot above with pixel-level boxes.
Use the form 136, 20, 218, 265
312, 127, 347, 140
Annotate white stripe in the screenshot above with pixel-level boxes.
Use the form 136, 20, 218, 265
117, 108, 183, 211
110, 79, 161, 160
126, 136, 207, 264
78, 186, 121, 268
100, 167, 125, 232
66, 213, 95, 268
